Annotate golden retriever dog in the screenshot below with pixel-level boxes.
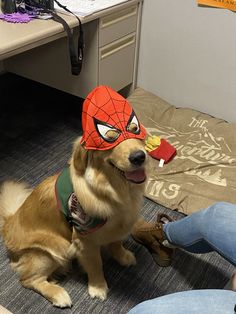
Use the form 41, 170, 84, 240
0, 136, 147, 308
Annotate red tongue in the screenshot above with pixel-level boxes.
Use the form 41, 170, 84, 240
125, 168, 146, 183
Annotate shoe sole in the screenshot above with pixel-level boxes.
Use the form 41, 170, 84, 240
131, 235, 172, 267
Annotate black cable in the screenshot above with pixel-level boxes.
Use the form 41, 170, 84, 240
25, 0, 84, 75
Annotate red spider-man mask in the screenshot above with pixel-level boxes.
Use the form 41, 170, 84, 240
80, 86, 146, 150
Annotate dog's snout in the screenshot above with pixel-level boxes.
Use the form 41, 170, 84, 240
129, 150, 146, 166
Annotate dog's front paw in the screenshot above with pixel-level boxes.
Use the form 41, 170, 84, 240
52, 289, 72, 308
88, 282, 108, 301
117, 249, 137, 266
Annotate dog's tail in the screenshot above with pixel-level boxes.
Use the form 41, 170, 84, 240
0, 181, 32, 232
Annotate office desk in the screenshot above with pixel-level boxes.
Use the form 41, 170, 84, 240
0, 0, 143, 98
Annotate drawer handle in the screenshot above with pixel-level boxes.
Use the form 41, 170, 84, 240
100, 33, 135, 60
100, 6, 137, 29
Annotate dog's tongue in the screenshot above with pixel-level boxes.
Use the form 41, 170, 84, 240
125, 168, 146, 183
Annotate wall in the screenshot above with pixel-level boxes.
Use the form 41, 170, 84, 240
137, 0, 236, 122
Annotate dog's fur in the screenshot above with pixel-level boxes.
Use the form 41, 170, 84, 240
0, 137, 147, 307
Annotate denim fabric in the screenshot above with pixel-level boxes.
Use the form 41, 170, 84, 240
128, 289, 236, 314
163, 202, 236, 266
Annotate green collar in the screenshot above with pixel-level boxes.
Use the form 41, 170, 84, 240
55, 167, 107, 235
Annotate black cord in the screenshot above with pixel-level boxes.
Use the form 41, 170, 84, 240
25, 0, 84, 75
53, 0, 84, 69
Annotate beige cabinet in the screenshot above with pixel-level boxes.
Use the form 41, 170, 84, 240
5, 2, 142, 98
99, 5, 137, 91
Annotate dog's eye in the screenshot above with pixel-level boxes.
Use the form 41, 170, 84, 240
126, 112, 140, 134
96, 122, 120, 142
105, 129, 120, 141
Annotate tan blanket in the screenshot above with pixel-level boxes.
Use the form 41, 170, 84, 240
128, 87, 236, 215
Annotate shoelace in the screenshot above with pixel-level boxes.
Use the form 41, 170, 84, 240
155, 213, 176, 249
155, 213, 173, 228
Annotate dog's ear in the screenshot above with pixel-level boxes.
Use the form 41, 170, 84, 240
71, 138, 88, 175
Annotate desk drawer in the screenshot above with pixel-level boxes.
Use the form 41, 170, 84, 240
99, 32, 136, 90
99, 5, 137, 47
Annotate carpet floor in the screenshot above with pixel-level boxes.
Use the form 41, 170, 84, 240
0, 74, 234, 314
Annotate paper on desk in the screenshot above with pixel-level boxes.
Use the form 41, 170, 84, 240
54, 0, 129, 17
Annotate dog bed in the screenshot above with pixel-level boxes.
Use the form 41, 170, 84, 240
128, 87, 236, 215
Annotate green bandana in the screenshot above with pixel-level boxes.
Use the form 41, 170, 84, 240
55, 167, 107, 235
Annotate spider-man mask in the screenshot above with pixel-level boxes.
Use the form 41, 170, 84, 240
80, 86, 146, 150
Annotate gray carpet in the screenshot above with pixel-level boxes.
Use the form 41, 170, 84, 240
0, 74, 234, 314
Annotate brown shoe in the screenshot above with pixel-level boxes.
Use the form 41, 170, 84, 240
131, 213, 174, 267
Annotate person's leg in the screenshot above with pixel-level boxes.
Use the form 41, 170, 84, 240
163, 202, 236, 265
127, 289, 236, 314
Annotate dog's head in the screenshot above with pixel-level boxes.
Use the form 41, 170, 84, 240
70, 136, 147, 217
71, 86, 148, 200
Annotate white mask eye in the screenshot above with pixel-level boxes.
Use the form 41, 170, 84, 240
95, 119, 120, 142
126, 111, 140, 134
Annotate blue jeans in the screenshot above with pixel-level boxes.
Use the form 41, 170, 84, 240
128, 289, 236, 314
163, 202, 236, 266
